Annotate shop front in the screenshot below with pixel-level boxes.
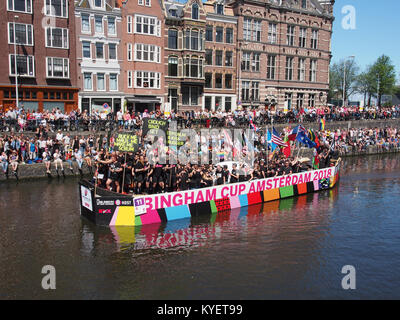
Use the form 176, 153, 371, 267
125, 96, 162, 114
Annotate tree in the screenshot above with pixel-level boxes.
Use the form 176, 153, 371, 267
369, 55, 397, 107
356, 66, 375, 107
329, 58, 360, 106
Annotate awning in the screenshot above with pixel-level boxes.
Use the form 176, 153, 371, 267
125, 96, 161, 103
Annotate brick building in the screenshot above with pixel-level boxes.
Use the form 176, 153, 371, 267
163, 0, 206, 112
233, 0, 334, 111
0, 0, 79, 113
121, 0, 165, 113
75, 0, 123, 115
203, 0, 237, 112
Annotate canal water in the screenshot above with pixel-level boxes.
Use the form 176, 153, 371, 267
0, 154, 399, 299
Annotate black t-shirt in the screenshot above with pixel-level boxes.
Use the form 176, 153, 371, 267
135, 161, 145, 176
230, 169, 238, 183
109, 161, 121, 180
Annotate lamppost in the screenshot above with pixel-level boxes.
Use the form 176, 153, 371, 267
342, 55, 355, 107
13, 15, 19, 109
376, 73, 380, 108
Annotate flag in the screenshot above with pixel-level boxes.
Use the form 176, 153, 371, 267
267, 129, 278, 152
296, 131, 317, 148
249, 119, 259, 132
282, 134, 291, 158
312, 149, 320, 169
288, 125, 307, 141
271, 127, 288, 147
320, 118, 326, 131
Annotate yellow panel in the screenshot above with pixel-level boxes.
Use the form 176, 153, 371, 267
111, 226, 136, 244
115, 206, 136, 226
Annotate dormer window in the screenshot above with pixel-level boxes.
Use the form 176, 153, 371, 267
301, 0, 307, 9
94, 0, 103, 8
192, 3, 199, 20
170, 9, 177, 17
216, 3, 224, 15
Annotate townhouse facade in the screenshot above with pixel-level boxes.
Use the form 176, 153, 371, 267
75, 0, 123, 115
0, 0, 79, 113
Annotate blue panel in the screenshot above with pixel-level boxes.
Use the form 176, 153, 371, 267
238, 194, 248, 207
165, 205, 191, 221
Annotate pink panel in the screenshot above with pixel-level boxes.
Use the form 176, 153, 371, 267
140, 209, 161, 225
313, 180, 320, 191
229, 196, 241, 209
109, 207, 119, 226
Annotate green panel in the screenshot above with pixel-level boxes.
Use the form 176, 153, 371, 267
210, 201, 218, 214
210, 212, 217, 225
279, 185, 294, 198
134, 215, 142, 227
279, 197, 295, 211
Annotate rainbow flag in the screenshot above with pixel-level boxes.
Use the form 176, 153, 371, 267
319, 118, 326, 131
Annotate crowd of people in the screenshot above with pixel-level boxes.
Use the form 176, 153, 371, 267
2, 114, 399, 192
1, 104, 400, 133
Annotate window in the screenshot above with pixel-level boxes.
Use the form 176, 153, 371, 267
205, 49, 212, 65
184, 29, 201, 50
252, 53, 260, 72
9, 54, 34, 76
252, 20, 261, 42
297, 93, 304, 109
182, 86, 199, 106
46, 57, 69, 78
311, 29, 318, 49
243, 18, 251, 41
298, 58, 305, 81
135, 15, 159, 36
84, 73, 92, 90
97, 73, 105, 91
191, 30, 199, 50
46, 27, 69, 49
108, 44, 117, 60
96, 42, 104, 59
135, 44, 160, 63
8, 23, 33, 45
95, 16, 103, 33
82, 41, 91, 58
285, 57, 293, 80
308, 94, 315, 108
310, 59, 317, 82
285, 93, 292, 109
251, 82, 259, 101
168, 57, 178, 76
215, 73, 222, 88
7, 0, 32, 13
192, 3, 199, 20
45, 0, 68, 18
184, 57, 202, 78
225, 51, 233, 67
127, 43, 132, 61
242, 81, 250, 101
138, 0, 143, 4
168, 29, 178, 49
215, 27, 223, 42
168, 89, 178, 111
301, 0, 307, 9
145, 0, 151, 7
225, 74, 232, 89
216, 3, 224, 14
206, 25, 213, 41
108, 17, 116, 35
287, 25, 295, 46
299, 27, 307, 48
205, 73, 212, 88
225, 97, 232, 111
127, 71, 133, 88
81, 14, 90, 32
94, 0, 103, 7
268, 23, 277, 44
127, 16, 133, 33
215, 50, 223, 66
135, 71, 161, 89
267, 55, 276, 80
226, 28, 233, 43
241, 52, 250, 71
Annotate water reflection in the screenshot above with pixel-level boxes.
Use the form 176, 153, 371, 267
80, 187, 339, 254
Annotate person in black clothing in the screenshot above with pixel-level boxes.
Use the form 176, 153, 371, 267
134, 155, 146, 194
106, 154, 123, 193
230, 163, 239, 183
177, 165, 189, 191
152, 162, 165, 193
215, 165, 224, 185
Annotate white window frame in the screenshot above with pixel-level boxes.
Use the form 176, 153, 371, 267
96, 73, 105, 91
46, 27, 69, 49
81, 14, 91, 33
94, 15, 104, 34
45, 0, 68, 19
127, 15, 133, 34
268, 23, 277, 44
95, 42, 104, 59
299, 27, 307, 48
286, 56, 294, 81
83, 72, 93, 91
287, 25, 295, 46
7, 0, 33, 14
138, 0, 144, 5
267, 55, 276, 80
108, 43, 117, 60
46, 57, 69, 79
145, 0, 151, 7
298, 58, 306, 81
127, 70, 133, 88
310, 59, 317, 82
8, 22, 34, 46
82, 41, 91, 59
107, 16, 116, 36
134, 71, 161, 89
93, 0, 105, 9
311, 29, 318, 49
127, 43, 133, 61
9, 54, 35, 77
134, 44, 160, 63
109, 73, 118, 91
134, 14, 160, 36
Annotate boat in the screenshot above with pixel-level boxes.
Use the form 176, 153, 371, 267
79, 160, 341, 227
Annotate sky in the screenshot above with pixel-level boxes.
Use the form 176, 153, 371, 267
331, 0, 400, 83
